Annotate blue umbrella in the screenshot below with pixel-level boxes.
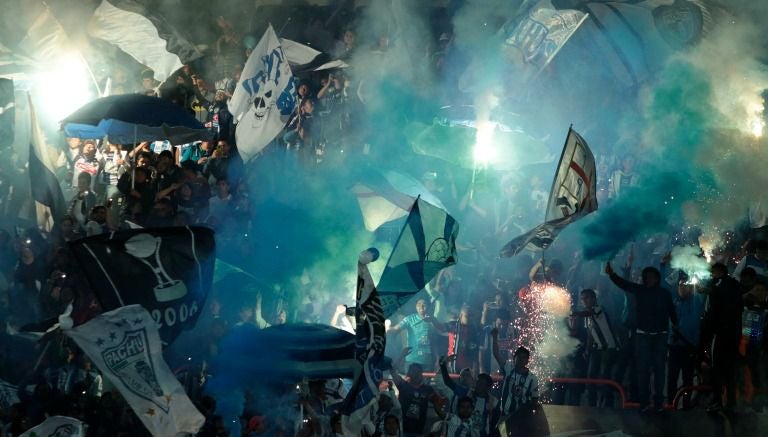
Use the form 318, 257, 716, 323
61, 94, 211, 144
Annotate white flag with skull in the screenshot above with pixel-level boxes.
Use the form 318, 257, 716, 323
63, 305, 204, 437
230, 24, 298, 161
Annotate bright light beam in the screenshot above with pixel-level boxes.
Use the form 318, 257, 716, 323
473, 121, 497, 165
34, 52, 93, 122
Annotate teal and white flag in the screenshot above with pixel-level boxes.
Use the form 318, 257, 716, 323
20, 416, 84, 437
63, 305, 204, 437
376, 198, 459, 318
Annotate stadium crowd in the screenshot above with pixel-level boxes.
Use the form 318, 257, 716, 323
0, 5, 766, 437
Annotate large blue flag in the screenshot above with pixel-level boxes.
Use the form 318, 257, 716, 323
376, 198, 459, 318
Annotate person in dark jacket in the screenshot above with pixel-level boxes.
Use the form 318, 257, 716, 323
605, 262, 677, 411
700, 263, 743, 412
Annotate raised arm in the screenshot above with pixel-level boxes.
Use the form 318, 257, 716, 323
491, 328, 505, 373
390, 347, 411, 389
254, 293, 271, 329
605, 262, 641, 294
438, 355, 458, 391
529, 259, 544, 282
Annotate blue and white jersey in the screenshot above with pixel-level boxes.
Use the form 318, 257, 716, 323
500, 364, 539, 415
434, 414, 480, 437
151, 140, 173, 153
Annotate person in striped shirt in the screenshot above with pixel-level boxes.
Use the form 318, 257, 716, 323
437, 355, 498, 436
573, 288, 621, 407
431, 396, 480, 437
492, 338, 540, 435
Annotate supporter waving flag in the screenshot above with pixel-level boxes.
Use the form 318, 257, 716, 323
63, 305, 204, 437
341, 249, 387, 436
230, 25, 298, 161
68, 226, 215, 345
500, 127, 598, 257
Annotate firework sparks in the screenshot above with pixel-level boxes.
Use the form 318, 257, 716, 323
513, 282, 578, 396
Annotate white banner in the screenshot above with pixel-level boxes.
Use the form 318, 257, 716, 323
501, 127, 597, 256
20, 416, 84, 437
231, 25, 297, 161
89, 0, 182, 82
502, 0, 588, 80
64, 305, 204, 437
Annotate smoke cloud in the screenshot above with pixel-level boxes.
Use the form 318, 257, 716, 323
582, 3, 768, 260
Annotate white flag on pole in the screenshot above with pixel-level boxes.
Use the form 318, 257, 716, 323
89, 0, 183, 82
230, 25, 297, 161
500, 127, 598, 257
20, 416, 85, 437
63, 305, 204, 437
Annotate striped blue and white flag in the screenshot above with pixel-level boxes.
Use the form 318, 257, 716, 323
377, 199, 459, 318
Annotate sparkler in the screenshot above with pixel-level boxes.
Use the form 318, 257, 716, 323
513, 282, 577, 394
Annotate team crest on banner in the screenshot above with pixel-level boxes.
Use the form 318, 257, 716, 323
652, 0, 706, 49
68, 226, 215, 345
102, 329, 167, 413
64, 305, 205, 437
503, 0, 588, 78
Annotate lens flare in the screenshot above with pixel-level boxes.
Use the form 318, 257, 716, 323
34, 52, 93, 122
473, 121, 497, 164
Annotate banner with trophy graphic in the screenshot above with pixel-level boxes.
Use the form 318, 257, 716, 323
68, 226, 215, 344
64, 305, 205, 436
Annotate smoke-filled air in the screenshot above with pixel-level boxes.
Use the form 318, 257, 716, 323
1, 0, 768, 436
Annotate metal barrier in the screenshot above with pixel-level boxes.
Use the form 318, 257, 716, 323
421, 372, 640, 409
550, 377, 640, 409
670, 385, 711, 410
670, 385, 768, 410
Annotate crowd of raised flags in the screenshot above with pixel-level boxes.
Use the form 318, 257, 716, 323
0, 0, 616, 436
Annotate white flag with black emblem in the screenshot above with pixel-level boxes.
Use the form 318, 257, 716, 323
230, 24, 297, 161
63, 305, 204, 437
500, 127, 597, 257
20, 416, 84, 437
